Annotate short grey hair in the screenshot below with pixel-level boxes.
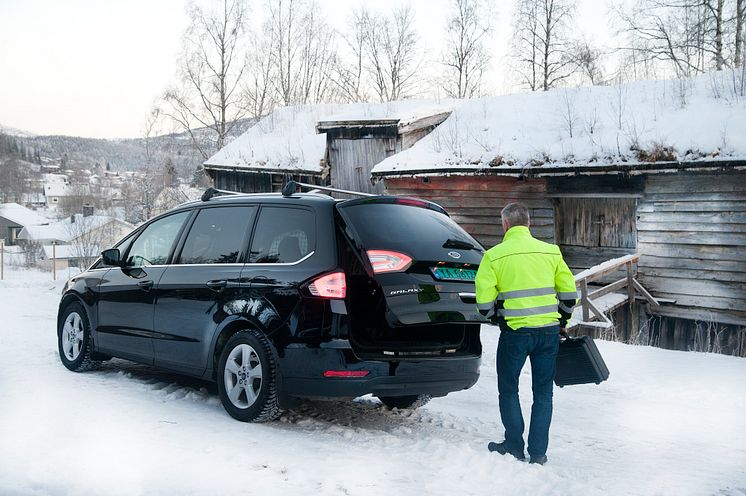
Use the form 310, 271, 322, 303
501, 202, 530, 228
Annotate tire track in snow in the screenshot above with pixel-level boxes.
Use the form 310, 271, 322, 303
90, 358, 499, 448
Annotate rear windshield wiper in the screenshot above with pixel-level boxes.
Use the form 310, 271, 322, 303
443, 238, 479, 251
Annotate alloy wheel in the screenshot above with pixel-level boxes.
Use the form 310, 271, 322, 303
223, 344, 263, 409
61, 312, 84, 361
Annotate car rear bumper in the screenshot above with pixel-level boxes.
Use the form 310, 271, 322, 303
278, 341, 481, 399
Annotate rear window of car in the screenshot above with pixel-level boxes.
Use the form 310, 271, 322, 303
339, 203, 482, 262
249, 207, 316, 263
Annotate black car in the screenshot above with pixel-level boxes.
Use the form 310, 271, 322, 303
57, 186, 486, 422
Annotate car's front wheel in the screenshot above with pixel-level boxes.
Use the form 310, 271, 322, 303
378, 394, 432, 410
58, 301, 100, 372
217, 330, 282, 422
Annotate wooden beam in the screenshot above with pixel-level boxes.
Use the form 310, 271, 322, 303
586, 297, 613, 325
398, 112, 452, 134
580, 279, 590, 322
588, 277, 628, 299
632, 278, 660, 306
547, 193, 643, 198
647, 304, 746, 327
634, 295, 676, 304
574, 254, 640, 284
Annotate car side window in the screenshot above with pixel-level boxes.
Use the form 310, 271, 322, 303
125, 211, 190, 267
249, 207, 315, 264
177, 206, 257, 264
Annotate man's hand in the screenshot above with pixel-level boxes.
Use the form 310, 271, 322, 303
559, 327, 568, 338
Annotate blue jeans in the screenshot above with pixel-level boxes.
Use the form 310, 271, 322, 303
497, 326, 559, 458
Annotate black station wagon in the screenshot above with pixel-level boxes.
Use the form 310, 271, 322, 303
57, 184, 486, 421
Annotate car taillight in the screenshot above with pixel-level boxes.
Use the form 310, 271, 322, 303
395, 198, 428, 208
367, 250, 413, 274
323, 370, 370, 378
308, 272, 346, 298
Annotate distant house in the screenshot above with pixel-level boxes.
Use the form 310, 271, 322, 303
203, 102, 453, 194
0, 203, 49, 246
19, 213, 134, 268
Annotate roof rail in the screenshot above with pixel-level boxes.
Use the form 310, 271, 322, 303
281, 180, 376, 198
201, 187, 241, 201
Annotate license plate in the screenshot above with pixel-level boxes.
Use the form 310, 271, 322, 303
430, 267, 477, 281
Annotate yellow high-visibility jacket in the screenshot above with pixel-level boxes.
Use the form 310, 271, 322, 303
475, 226, 577, 330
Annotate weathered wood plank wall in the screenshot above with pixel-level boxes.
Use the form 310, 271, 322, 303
381, 176, 554, 247
637, 172, 746, 315
211, 170, 272, 193
329, 138, 389, 195
209, 170, 320, 193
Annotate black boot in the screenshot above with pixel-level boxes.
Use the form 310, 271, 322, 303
487, 441, 525, 461
529, 455, 548, 465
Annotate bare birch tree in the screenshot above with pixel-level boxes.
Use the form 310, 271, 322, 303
571, 40, 606, 85
242, 27, 276, 119
359, 5, 421, 101
162, 0, 251, 158
267, 0, 337, 106
735, 0, 745, 67
440, 0, 492, 98
333, 10, 369, 102
511, 0, 576, 91
616, 0, 734, 76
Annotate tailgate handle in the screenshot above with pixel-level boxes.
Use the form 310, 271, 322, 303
459, 292, 476, 303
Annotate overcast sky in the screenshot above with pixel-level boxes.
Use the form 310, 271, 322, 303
0, 0, 615, 139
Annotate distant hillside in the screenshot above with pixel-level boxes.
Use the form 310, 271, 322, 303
0, 123, 37, 138
0, 119, 256, 176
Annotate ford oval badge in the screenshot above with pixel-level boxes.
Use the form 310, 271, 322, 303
447, 251, 461, 259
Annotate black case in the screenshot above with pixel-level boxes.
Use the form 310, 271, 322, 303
554, 336, 610, 387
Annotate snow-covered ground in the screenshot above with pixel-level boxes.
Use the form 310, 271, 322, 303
1, 268, 745, 496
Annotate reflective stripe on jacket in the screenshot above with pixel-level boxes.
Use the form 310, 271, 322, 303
475, 225, 577, 330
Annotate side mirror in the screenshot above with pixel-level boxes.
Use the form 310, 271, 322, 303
101, 248, 122, 267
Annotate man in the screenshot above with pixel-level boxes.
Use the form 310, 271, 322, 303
475, 202, 577, 465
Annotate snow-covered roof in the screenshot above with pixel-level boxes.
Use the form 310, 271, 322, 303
204, 101, 455, 174
19, 215, 131, 243
317, 102, 453, 129
371, 71, 746, 176
44, 182, 69, 197
0, 203, 50, 227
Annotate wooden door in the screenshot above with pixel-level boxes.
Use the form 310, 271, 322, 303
556, 198, 637, 270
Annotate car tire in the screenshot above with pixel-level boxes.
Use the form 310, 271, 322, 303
58, 301, 100, 372
217, 330, 282, 422
378, 394, 431, 410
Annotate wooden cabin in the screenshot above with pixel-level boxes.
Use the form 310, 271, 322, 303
373, 161, 746, 357
203, 103, 451, 194
202, 104, 334, 193
316, 112, 450, 195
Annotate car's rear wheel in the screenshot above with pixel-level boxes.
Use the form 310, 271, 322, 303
58, 302, 100, 372
217, 330, 282, 422
378, 394, 431, 410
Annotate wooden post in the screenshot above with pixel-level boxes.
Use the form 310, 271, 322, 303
52, 242, 57, 281
627, 261, 638, 340
0, 239, 4, 281
580, 278, 589, 322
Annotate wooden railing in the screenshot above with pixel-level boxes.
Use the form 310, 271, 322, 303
572, 253, 660, 328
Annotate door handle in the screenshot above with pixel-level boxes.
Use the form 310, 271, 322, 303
206, 280, 228, 291
459, 292, 477, 303
137, 280, 154, 291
